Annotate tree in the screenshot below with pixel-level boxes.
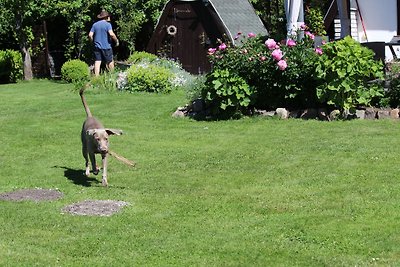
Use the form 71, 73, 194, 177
0, 0, 55, 80
55, 0, 167, 60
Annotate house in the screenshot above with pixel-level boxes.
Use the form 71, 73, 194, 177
325, 0, 400, 61
146, 0, 268, 74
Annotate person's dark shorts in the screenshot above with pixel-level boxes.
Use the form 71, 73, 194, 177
94, 47, 113, 64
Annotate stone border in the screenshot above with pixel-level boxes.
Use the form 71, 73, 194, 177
268, 107, 400, 120
172, 99, 400, 121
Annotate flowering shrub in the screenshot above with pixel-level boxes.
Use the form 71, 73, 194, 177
205, 30, 321, 112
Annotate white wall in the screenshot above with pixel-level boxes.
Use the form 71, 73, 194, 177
355, 0, 398, 60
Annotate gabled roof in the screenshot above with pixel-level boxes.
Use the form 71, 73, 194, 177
208, 0, 268, 44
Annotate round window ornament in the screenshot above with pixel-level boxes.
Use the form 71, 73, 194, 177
167, 25, 177, 36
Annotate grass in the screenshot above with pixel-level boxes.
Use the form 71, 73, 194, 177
1, 79, 400, 266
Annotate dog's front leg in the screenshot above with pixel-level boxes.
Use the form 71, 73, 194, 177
89, 153, 99, 175
101, 154, 108, 187
82, 148, 91, 177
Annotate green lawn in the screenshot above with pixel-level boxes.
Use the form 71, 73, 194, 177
1, 80, 400, 266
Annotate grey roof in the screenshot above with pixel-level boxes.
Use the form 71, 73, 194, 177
209, 0, 268, 44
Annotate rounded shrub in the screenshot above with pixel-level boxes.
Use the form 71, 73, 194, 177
127, 51, 158, 64
0, 50, 23, 83
126, 64, 172, 93
61, 59, 90, 84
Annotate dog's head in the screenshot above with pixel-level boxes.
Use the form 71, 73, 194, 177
86, 128, 123, 154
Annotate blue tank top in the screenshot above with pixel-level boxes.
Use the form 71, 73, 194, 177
90, 20, 112, 49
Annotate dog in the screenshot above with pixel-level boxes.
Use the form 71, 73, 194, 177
80, 84, 123, 186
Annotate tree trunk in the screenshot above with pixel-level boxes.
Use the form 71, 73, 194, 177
21, 45, 33, 80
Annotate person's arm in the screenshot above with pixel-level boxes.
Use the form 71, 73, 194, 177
88, 31, 94, 42
108, 29, 119, 46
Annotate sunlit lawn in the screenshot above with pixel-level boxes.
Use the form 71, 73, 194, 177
1, 80, 400, 266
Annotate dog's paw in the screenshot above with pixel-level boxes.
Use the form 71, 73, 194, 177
85, 168, 90, 177
102, 177, 108, 187
92, 166, 100, 175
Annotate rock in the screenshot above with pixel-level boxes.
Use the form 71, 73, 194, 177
275, 108, 289, 119
172, 109, 185, 118
390, 108, 399, 119
289, 110, 301, 118
329, 110, 341, 121
355, 109, 365, 119
318, 108, 329, 121
376, 109, 391, 119
255, 109, 275, 117
300, 108, 319, 119
365, 108, 377, 119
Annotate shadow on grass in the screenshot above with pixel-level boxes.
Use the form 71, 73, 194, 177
54, 166, 100, 187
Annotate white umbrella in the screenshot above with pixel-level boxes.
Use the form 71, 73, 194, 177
285, 0, 304, 37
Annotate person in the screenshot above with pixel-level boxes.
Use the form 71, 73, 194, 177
88, 10, 119, 76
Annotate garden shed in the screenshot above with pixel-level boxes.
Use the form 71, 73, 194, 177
146, 0, 268, 74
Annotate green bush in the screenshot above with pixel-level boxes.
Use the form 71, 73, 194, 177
382, 62, 400, 108
127, 51, 158, 64
315, 36, 384, 112
0, 50, 23, 83
202, 69, 253, 116
126, 64, 172, 93
61, 59, 90, 84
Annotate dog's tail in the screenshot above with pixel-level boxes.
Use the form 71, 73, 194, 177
79, 83, 92, 118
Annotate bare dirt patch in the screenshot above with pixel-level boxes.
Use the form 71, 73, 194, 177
62, 200, 129, 216
0, 188, 63, 202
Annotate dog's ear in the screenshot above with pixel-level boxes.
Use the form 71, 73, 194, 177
86, 129, 97, 136
106, 129, 123, 136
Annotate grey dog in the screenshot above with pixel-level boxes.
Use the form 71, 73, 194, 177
80, 84, 123, 186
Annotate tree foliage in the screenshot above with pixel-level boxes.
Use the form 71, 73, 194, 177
0, 0, 167, 79
0, 0, 56, 80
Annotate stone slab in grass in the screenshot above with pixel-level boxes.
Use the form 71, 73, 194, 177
0, 188, 63, 202
62, 200, 129, 217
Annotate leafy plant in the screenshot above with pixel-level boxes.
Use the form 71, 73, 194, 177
305, 6, 327, 36
61, 59, 90, 86
202, 69, 253, 116
381, 62, 400, 108
0, 50, 23, 83
315, 36, 384, 112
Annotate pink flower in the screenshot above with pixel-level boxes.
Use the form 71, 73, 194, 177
260, 56, 267, 61
218, 43, 227, 50
314, 47, 323, 55
265, 38, 277, 50
305, 31, 315, 40
299, 23, 307, 30
248, 32, 256, 38
208, 48, 217, 55
277, 60, 287, 71
271, 49, 283, 61
286, 39, 296, 47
